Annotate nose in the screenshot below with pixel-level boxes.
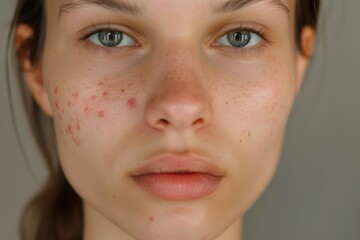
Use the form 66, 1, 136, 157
144, 53, 212, 132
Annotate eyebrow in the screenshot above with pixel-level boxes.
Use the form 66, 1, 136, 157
212, 0, 290, 16
58, 0, 289, 21
58, 0, 142, 20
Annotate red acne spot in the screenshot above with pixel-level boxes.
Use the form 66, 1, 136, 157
127, 98, 137, 109
55, 100, 60, 110
76, 123, 81, 131
91, 95, 96, 100
67, 125, 73, 135
67, 101, 71, 107
98, 111, 105, 118
72, 136, 81, 146
84, 106, 90, 114
102, 91, 110, 97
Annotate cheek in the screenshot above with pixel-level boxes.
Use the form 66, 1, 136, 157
50, 78, 138, 147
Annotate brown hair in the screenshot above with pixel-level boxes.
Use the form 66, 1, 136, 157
8, 0, 320, 239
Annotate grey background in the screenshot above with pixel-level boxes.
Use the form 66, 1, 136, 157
1, 1, 359, 240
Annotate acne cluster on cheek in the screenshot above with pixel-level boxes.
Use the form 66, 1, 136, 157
52, 79, 138, 147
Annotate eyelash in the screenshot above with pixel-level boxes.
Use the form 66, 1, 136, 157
213, 24, 271, 56
78, 23, 271, 56
79, 24, 139, 54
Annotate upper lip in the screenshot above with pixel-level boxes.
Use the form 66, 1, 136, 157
130, 153, 225, 177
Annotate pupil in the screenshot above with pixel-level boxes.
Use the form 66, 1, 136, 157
99, 31, 123, 47
228, 31, 251, 48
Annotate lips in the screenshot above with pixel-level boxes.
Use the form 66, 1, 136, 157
130, 154, 224, 201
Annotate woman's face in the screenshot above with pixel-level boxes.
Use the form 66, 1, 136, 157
30, 0, 304, 239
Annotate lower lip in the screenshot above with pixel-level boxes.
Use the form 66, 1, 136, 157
132, 173, 222, 201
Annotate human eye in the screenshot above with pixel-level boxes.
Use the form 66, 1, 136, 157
87, 29, 136, 48
214, 24, 269, 51
217, 30, 261, 48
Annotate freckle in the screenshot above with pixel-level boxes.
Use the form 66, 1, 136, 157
97, 81, 105, 86
121, 89, 125, 93
127, 98, 137, 109
248, 131, 251, 137
149, 217, 154, 222
72, 91, 80, 99
113, 195, 117, 199
98, 111, 105, 118
239, 139, 242, 143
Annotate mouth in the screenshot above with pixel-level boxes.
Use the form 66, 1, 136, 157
130, 154, 224, 201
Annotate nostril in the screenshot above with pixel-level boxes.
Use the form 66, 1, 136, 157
157, 119, 171, 127
192, 118, 205, 127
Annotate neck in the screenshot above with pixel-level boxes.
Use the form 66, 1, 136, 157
83, 202, 242, 240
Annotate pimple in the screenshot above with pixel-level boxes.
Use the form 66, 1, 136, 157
98, 111, 105, 118
67, 101, 72, 107
102, 91, 110, 97
76, 122, 81, 131
127, 98, 137, 109
55, 100, 61, 110
84, 106, 90, 114
91, 95, 97, 100
67, 125, 74, 135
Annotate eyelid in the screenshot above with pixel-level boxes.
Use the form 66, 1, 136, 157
78, 23, 142, 46
211, 22, 271, 47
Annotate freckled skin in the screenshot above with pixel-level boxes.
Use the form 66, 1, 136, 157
36, 0, 310, 239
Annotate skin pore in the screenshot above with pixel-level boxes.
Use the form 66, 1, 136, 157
16, 0, 315, 239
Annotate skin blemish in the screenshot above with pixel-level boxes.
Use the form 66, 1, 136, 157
84, 105, 90, 114
55, 100, 60, 110
98, 111, 105, 118
149, 217, 154, 222
97, 81, 105, 87
121, 89, 125, 93
65, 123, 82, 146
72, 91, 80, 99
248, 131, 251, 137
54, 86, 59, 94
67, 125, 74, 135
126, 98, 137, 109
102, 91, 110, 97
67, 101, 72, 107
76, 122, 81, 131
91, 95, 97, 100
